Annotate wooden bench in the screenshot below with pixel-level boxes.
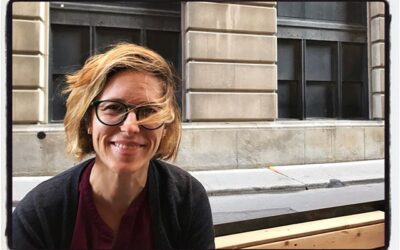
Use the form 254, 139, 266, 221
215, 211, 384, 249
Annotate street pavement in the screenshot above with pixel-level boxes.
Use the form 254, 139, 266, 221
13, 159, 385, 225
191, 159, 385, 225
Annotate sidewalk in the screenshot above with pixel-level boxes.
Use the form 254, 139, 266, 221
13, 159, 385, 225
191, 159, 385, 225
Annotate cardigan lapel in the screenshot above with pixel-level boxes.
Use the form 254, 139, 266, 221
148, 160, 173, 249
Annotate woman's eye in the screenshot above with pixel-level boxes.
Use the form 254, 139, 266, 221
101, 103, 125, 113
139, 107, 158, 117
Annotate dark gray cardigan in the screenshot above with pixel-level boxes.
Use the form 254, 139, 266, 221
12, 158, 215, 249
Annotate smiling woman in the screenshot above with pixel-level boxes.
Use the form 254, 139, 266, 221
12, 43, 215, 249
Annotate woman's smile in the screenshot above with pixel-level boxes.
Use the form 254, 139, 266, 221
110, 140, 146, 155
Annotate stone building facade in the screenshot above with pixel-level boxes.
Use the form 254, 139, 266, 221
11, 1, 385, 176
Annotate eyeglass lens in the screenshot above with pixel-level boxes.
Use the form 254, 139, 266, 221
94, 100, 163, 130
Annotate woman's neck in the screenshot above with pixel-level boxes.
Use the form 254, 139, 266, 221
89, 161, 149, 216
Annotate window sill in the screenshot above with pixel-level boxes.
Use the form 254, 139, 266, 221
181, 120, 384, 130
12, 120, 384, 132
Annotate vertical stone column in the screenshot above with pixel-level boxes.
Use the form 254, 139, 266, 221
12, 2, 48, 124
369, 2, 385, 119
184, 2, 277, 121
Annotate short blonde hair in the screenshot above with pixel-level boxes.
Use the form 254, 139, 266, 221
63, 43, 181, 161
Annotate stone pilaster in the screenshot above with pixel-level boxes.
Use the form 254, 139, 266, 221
184, 2, 278, 121
368, 2, 385, 119
12, 2, 48, 123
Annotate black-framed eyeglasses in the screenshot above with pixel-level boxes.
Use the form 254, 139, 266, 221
91, 100, 164, 130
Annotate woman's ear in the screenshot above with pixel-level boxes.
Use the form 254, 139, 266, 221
87, 119, 93, 135
162, 126, 167, 138
85, 109, 93, 135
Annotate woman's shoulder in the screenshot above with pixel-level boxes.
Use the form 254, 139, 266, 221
149, 160, 214, 249
151, 159, 189, 177
12, 159, 94, 249
151, 160, 197, 183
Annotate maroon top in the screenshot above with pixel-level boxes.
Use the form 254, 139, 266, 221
70, 161, 153, 250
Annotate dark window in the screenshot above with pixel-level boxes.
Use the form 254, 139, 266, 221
277, 39, 300, 118
95, 27, 141, 54
341, 43, 367, 118
277, 2, 366, 25
305, 41, 337, 118
51, 24, 91, 120
277, 2, 368, 119
49, 2, 181, 122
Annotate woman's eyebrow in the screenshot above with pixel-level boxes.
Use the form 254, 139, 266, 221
101, 98, 161, 107
100, 98, 139, 104
100, 98, 126, 102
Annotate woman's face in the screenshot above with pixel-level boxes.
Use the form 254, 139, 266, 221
89, 70, 165, 174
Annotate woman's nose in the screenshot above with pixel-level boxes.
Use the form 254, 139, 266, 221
120, 112, 140, 133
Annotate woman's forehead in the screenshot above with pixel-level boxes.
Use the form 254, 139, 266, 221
99, 71, 163, 102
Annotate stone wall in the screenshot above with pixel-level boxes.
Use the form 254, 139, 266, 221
184, 2, 277, 121
13, 122, 384, 176
12, 2, 48, 123
11, 2, 385, 177
175, 122, 384, 171
369, 2, 385, 119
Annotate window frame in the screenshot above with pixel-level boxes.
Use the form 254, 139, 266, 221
48, 2, 181, 123
277, 2, 369, 120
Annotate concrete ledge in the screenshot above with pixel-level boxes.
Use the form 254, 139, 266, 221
237, 127, 304, 167
186, 31, 277, 62
304, 128, 334, 163
333, 127, 365, 161
365, 127, 385, 159
12, 122, 384, 174
176, 129, 238, 170
12, 120, 385, 131
186, 62, 277, 91
12, 130, 78, 175
186, 2, 276, 34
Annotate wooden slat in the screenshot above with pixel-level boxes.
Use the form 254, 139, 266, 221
215, 211, 384, 249
244, 223, 385, 249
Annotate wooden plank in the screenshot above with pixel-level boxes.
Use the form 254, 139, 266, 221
244, 223, 384, 249
215, 211, 384, 249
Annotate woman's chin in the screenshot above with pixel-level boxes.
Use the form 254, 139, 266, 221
106, 158, 149, 175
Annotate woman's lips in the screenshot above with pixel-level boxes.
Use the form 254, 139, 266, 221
110, 141, 145, 155
113, 142, 144, 149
